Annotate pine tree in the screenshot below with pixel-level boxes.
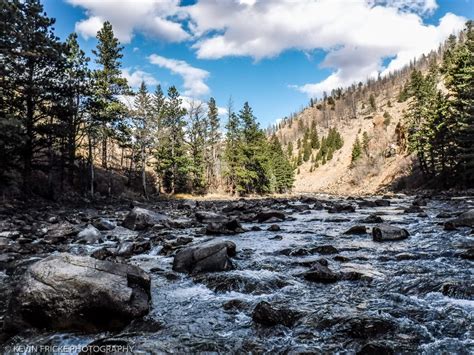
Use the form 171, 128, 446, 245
131, 81, 156, 198
369, 94, 377, 111
206, 97, 220, 189
310, 121, 320, 149
269, 135, 294, 193
223, 99, 242, 194
351, 136, 362, 164
160, 86, 189, 193
62, 33, 91, 185
187, 101, 207, 194
0, 0, 66, 190
237, 102, 272, 194
90, 21, 129, 171
444, 21, 474, 186
362, 131, 370, 154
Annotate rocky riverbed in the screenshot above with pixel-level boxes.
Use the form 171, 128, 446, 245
0, 194, 473, 353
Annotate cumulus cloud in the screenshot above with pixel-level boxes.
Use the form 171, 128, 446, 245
121, 68, 159, 89
67, 0, 466, 99
67, 0, 189, 43
186, 0, 465, 97
148, 54, 210, 97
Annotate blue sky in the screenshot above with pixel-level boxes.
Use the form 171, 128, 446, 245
43, 0, 473, 128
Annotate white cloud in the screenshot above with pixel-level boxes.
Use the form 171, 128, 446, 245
148, 54, 210, 97
121, 68, 159, 89
67, 0, 189, 43
186, 0, 465, 97
66, 0, 466, 99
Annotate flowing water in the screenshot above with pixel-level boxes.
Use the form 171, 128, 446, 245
1, 195, 473, 354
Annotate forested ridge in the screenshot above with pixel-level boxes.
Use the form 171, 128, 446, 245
0, 0, 293, 199
271, 21, 473, 192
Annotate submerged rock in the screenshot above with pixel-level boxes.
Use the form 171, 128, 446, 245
252, 301, 302, 327
361, 214, 384, 224
4, 253, 150, 333
195, 211, 226, 223
255, 210, 285, 223
344, 225, 367, 235
372, 225, 409, 242
328, 204, 356, 214
267, 224, 281, 231
205, 219, 245, 235
346, 316, 395, 339
441, 282, 474, 300
449, 209, 474, 228
122, 207, 168, 230
357, 343, 395, 355
92, 218, 116, 231
301, 263, 340, 283
172, 240, 236, 273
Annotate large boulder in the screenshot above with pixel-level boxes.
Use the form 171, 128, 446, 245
372, 225, 409, 242
4, 253, 150, 333
122, 207, 168, 230
172, 240, 237, 274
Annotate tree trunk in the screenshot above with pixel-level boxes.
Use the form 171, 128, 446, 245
102, 136, 107, 169
141, 145, 147, 199
88, 134, 94, 196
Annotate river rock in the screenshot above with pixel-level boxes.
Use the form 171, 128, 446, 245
172, 240, 236, 273
4, 253, 150, 333
361, 214, 384, 224
205, 219, 245, 235
441, 282, 474, 300
328, 204, 356, 213
255, 210, 285, 223
404, 205, 423, 214
344, 225, 367, 235
449, 209, 474, 228
77, 224, 102, 244
346, 316, 395, 338
372, 225, 409, 242
302, 263, 340, 283
196, 211, 226, 223
311, 245, 339, 254
267, 224, 281, 231
357, 343, 394, 355
252, 301, 301, 327
458, 247, 474, 260
45, 222, 80, 243
122, 207, 168, 230
375, 199, 391, 207
92, 218, 116, 231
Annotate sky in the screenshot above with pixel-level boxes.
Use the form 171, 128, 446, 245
42, 0, 473, 127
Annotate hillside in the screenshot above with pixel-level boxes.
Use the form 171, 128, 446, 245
272, 49, 443, 195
